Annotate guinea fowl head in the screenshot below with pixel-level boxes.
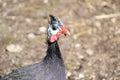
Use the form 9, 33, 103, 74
47, 15, 70, 43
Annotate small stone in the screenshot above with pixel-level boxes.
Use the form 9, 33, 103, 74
75, 43, 81, 48
13, 0, 18, 3
28, 33, 36, 39
102, 78, 106, 80
94, 21, 101, 28
6, 44, 23, 53
11, 59, 15, 64
39, 27, 46, 33
0, 0, 2, 3
3, 2, 7, 7
88, 61, 92, 66
101, 1, 108, 7
90, 74, 96, 79
86, 49, 94, 56
76, 53, 84, 59
78, 73, 85, 79
93, 28, 97, 33
25, 18, 32, 23
73, 35, 77, 40
10, 16, 17, 20
66, 71, 72, 78
115, 28, 120, 34
103, 36, 108, 41
43, 0, 49, 4
111, 18, 116, 24
21, 61, 32, 66
79, 55, 84, 59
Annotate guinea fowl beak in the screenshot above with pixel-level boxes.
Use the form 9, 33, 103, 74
61, 25, 70, 36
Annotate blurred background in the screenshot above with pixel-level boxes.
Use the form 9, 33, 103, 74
0, 0, 120, 80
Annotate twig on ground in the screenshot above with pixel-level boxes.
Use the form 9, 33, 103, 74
94, 13, 120, 19
108, 37, 120, 43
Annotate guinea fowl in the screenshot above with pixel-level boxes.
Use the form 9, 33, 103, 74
0, 15, 70, 80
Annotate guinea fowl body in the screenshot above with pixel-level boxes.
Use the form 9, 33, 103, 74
1, 41, 66, 80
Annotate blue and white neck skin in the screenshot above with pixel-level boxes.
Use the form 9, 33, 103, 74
47, 20, 64, 41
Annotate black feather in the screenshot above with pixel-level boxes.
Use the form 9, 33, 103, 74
49, 14, 57, 22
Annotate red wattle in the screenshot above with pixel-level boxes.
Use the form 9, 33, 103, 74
50, 30, 62, 43
50, 36, 57, 43
50, 26, 68, 43
56, 30, 62, 38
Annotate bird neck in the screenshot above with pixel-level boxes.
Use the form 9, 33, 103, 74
44, 41, 63, 61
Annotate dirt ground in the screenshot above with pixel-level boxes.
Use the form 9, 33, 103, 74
0, 0, 120, 80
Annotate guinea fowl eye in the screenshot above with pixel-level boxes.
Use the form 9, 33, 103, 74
52, 23, 58, 30
52, 26, 57, 30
